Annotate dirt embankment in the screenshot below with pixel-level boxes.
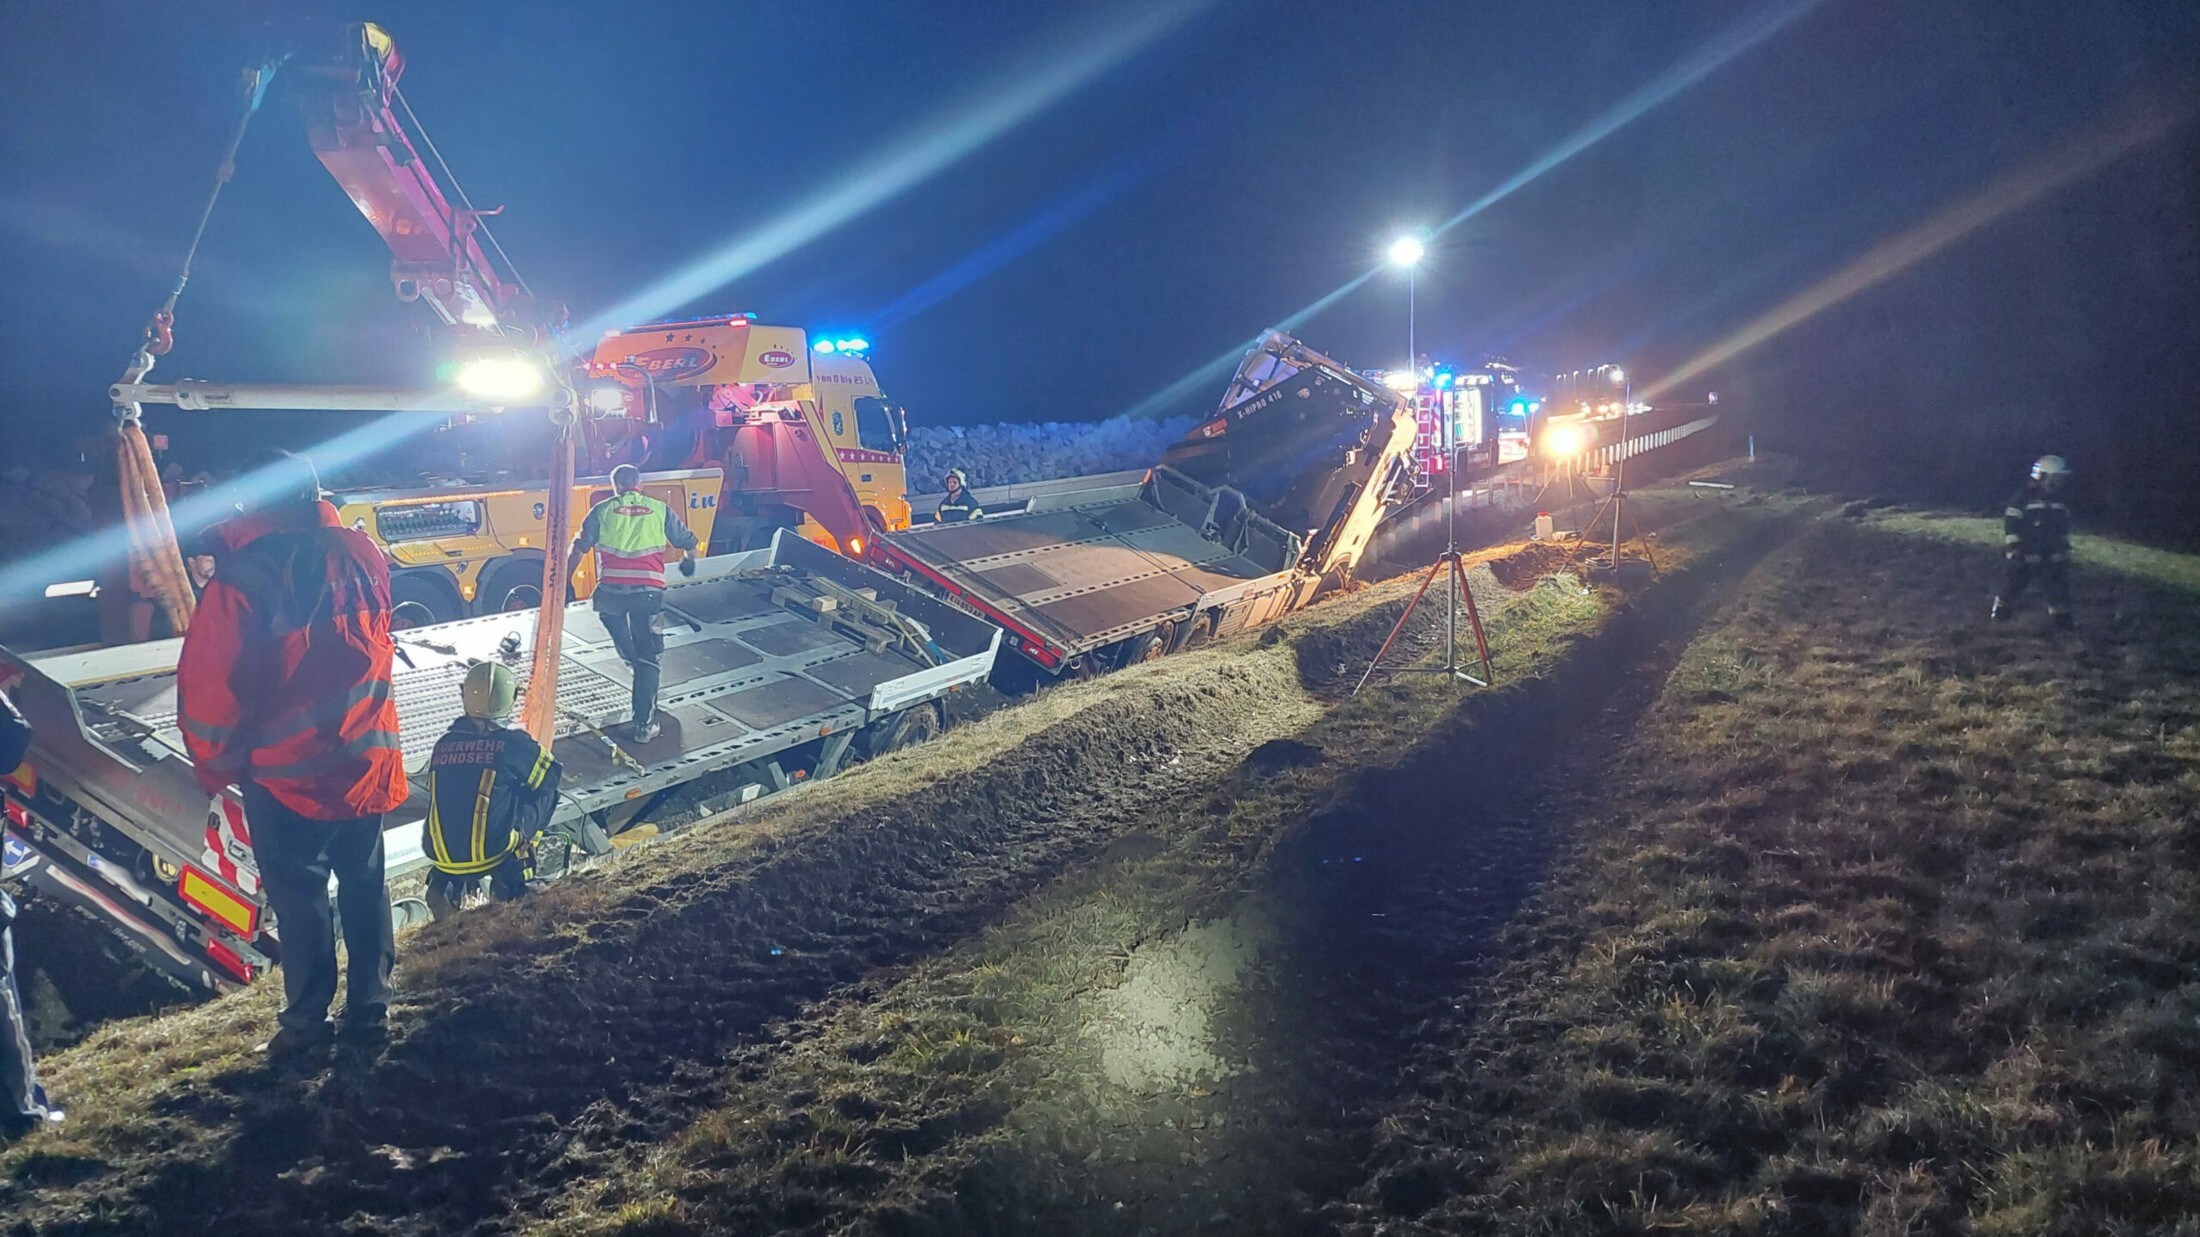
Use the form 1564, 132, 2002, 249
516, 493, 1810, 1236
0, 493, 1702, 1236
0, 482, 1822, 1237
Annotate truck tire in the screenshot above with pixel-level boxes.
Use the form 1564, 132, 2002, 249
475, 557, 547, 615
1121, 622, 1173, 666
853, 703, 940, 762
1180, 613, 1219, 652
390, 572, 461, 630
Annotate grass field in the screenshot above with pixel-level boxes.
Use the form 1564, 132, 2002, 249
1341, 508, 2200, 1234
6, 472, 2197, 1236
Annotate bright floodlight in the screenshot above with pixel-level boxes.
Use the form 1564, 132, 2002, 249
1542, 421, 1590, 459
1383, 370, 1422, 392
1388, 235, 1426, 267
1608, 366, 1626, 384
455, 354, 546, 404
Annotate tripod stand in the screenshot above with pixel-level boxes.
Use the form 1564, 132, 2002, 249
1567, 412, 1656, 577
1353, 399, 1494, 695
1351, 544, 1493, 694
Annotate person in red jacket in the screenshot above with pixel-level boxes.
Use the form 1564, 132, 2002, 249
177, 450, 408, 1059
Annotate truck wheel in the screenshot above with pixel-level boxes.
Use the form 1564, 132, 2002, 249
1319, 557, 1357, 596
476, 559, 546, 615
1180, 614, 1218, 651
1122, 623, 1172, 666
390, 573, 460, 630
854, 703, 940, 762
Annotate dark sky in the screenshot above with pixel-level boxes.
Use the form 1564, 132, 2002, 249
3, 1, 2196, 529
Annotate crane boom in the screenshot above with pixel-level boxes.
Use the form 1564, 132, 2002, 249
295, 23, 532, 337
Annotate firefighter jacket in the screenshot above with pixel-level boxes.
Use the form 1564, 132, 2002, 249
935, 488, 983, 523
2003, 484, 2071, 561
573, 490, 698, 590
423, 717, 561, 876
177, 501, 408, 820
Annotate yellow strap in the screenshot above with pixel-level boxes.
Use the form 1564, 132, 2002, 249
471, 768, 495, 868
525, 745, 553, 789
425, 772, 453, 867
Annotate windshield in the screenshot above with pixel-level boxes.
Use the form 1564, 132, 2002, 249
853, 396, 905, 452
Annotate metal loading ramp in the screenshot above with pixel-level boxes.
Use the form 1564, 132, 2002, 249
884, 473, 1297, 652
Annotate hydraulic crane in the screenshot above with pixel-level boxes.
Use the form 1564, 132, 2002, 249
109, 22, 580, 742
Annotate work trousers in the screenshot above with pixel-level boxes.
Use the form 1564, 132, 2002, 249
2000, 553, 2071, 614
424, 849, 531, 920
244, 784, 395, 1031
595, 586, 666, 728
1, 891, 50, 1130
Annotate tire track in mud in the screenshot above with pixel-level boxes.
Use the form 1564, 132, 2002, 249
8, 659, 1319, 1237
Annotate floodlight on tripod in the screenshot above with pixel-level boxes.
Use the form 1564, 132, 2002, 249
1353, 359, 1493, 694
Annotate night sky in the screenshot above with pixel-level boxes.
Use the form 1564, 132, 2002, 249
3, 1, 2196, 535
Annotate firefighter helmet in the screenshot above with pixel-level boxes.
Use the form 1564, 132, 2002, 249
2031, 454, 2070, 488
461, 661, 518, 721
945, 468, 968, 488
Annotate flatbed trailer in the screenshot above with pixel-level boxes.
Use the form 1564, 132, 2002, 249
0, 535, 997, 996
877, 467, 1314, 674
873, 333, 1417, 676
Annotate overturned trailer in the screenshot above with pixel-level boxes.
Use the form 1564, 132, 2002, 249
0, 535, 997, 996
872, 333, 1418, 676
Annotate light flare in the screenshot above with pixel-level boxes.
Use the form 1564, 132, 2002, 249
578, 2, 1207, 342
1646, 95, 2195, 399
0, 413, 445, 611
1115, 0, 1823, 420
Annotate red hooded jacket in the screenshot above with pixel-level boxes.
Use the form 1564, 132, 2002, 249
177, 500, 408, 819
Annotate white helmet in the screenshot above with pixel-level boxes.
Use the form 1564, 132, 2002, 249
2030, 454, 2070, 486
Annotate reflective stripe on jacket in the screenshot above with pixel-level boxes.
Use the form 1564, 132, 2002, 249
177, 501, 408, 820
423, 718, 561, 876
2003, 484, 2071, 560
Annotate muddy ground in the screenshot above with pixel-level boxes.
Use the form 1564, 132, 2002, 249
12, 467, 2187, 1235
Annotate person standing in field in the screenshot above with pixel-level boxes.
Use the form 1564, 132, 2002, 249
1992, 454, 2075, 629
177, 450, 408, 1059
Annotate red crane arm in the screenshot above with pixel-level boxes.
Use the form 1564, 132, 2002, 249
296, 23, 521, 335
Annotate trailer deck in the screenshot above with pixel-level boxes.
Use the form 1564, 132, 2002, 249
877, 468, 1302, 666
1, 534, 998, 993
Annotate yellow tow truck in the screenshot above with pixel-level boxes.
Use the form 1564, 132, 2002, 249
330, 319, 914, 627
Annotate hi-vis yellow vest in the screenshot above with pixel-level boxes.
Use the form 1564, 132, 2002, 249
595, 492, 673, 588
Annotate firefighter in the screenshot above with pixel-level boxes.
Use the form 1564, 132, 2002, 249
1992, 454, 2074, 628
936, 469, 983, 523
177, 449, 407, 1058
569, 464, 699, 743
422, 663, 562, 920
2, 690, 61, 1140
